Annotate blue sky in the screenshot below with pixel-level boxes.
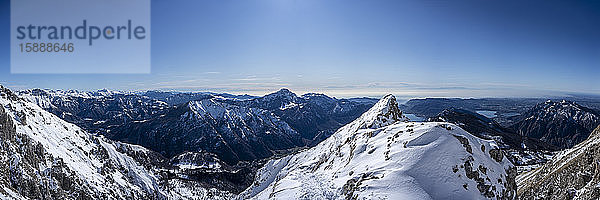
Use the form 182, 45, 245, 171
0, 0, 599, 98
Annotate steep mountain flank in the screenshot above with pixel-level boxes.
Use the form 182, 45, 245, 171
0, 86, 232, 199
512, 100, 600, 149
518, 125, 600, 199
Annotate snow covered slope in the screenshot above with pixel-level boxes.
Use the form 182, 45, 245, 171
239, 94, 517, 199
511, 100, 600, 149
517, 125, 600, 199
0, 86, 232, 199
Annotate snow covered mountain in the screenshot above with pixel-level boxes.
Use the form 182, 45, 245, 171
19, 88, 375, 165
240, 95, 517, 199
17, 88, 172, 135
511, 100, 600, 149
140, 90, 255, 105
517, 125, 600, 199
16, 89, 255, 136
110, 98, 305, 165
230, 88, 377, 145
0, 86, 232, 199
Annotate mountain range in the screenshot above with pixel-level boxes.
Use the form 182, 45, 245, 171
0, 86, 234, 199
511, 100, 600, 149
5, 85, 600, 199
18, 88, 376, 165
2, 85, 522, 199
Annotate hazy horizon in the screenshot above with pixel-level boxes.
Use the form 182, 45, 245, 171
8, 85, 600, 101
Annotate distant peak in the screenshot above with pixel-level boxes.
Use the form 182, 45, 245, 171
355, 94, 407, 129
301, 93, 334, 100
302, 93, 327, 97
94, 88, 118, 96
536, 100, 584, 111
265, 88, 297, 98
274, 88, 293, 94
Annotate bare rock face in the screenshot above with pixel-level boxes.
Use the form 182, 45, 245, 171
517, 125, 600, 200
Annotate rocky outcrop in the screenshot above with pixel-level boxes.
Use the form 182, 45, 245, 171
517, 125, 600, 199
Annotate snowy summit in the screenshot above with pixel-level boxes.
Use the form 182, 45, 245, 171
240, 94, 517, 199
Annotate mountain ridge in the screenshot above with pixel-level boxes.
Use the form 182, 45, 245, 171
517, 125, 600, 199
241, 94, 517, 199
17, 88, 376, 165
511, 100, 600, 149
0, 85, 234, 199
